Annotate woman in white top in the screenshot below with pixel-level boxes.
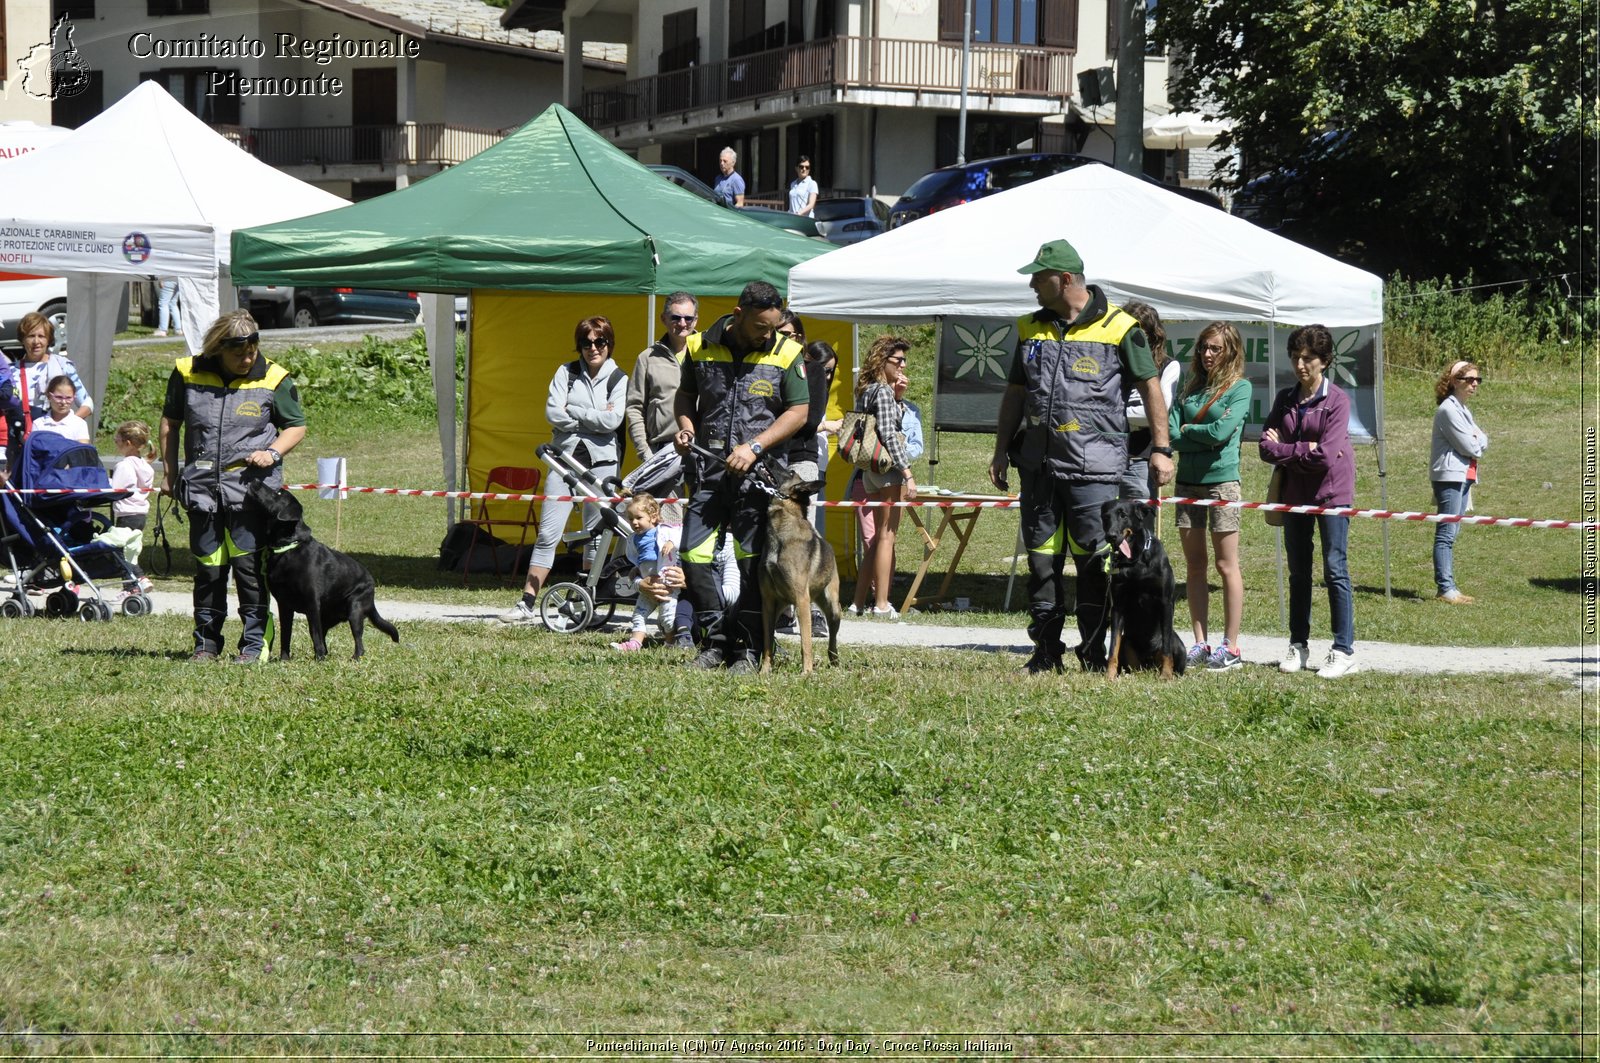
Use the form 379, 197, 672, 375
1117, 300, 1183, 501
1429, 360, 1489, 604
787, 156, 818, 217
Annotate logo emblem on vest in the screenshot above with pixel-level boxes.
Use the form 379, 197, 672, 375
747, 379, 775, 398
1071, 355, 1101, 375
235, 401, 264, 418
1054, 419, 1081, 433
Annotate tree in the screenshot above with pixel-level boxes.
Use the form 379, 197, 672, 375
1157, 0, 1596, 292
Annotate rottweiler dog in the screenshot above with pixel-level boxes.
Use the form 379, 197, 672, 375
758, 470, 842, 674
1100, 497, 1185, 679
246, 481, 400, 661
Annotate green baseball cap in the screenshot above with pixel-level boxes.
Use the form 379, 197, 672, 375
1017, 238, 1084, 275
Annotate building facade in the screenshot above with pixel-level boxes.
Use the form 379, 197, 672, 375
6, 0, 625, 198
505, 0, 1196, 205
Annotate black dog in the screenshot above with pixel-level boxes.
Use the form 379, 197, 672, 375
1099, 497, 1185, 679
246, 481, 400, 660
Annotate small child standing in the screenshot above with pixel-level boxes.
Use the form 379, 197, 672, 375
109, 420, 156, 595
612, 493, 679, 652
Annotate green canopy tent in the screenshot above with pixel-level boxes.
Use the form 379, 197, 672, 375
231, 103, 834, 521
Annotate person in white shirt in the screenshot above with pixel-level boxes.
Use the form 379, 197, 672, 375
788, 156, 818, 217
30, 376, 90, 443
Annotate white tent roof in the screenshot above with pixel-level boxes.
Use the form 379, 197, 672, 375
0, 81, 347, 278
0, 120, 73, 163
789, 165, 1383, 328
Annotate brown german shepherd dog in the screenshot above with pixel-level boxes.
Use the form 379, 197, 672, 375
759, 471, 843, 674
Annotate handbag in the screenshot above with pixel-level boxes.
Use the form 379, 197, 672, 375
1263, 466, 1286, 527
838, 409, 893, 474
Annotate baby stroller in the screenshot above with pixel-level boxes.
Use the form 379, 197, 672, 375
534, 443, 684, 633
0, 432, 149, 620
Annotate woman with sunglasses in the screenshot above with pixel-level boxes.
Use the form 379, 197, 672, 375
848, 335, 915, 619
160, 310, 306, 662
788, 156, 818, 217
1430, 360, 1489, 604
501, 316, 628, 625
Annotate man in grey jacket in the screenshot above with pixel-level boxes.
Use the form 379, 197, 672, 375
625, 293, 699, 479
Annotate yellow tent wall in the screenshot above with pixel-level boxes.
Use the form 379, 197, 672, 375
467, 290, 861, 576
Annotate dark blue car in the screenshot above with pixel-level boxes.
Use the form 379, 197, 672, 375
889, 152, 1224, 228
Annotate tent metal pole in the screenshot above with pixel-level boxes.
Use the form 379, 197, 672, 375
1374, 324, 1391, 598
1270, 320, 1287, 631
930, 317, 942, 471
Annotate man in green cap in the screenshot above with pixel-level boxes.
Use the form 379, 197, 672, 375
989, 238, 1174, 674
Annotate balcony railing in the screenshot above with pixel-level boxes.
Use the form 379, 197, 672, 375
581, 35, 1073, 127
213, 123, 509, 169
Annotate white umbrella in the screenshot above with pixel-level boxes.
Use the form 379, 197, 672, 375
1143, 112, 1232, 150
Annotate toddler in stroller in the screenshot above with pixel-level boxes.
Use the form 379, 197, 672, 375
531, 444, 699, 635
0, 432, 152, 619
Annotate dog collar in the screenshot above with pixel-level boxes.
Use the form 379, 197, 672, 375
271, 541, 302, 555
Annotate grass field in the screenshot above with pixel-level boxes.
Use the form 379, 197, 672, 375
100, 333, 1593, 649
2, 331, 1584, 1057
0, 616, 1591, 1057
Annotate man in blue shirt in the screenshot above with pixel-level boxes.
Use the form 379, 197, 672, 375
712, 147, 746, 207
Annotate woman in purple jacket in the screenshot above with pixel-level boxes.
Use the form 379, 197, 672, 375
1259, 324, 1358, 679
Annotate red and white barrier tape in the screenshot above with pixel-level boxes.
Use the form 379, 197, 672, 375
11, 484, 1594, 530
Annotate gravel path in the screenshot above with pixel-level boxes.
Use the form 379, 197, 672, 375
134, 590, 1593, 684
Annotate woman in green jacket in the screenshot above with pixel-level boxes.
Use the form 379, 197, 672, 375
1169, 322, 1252, 671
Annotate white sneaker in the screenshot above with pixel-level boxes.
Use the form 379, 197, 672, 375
869, 605, 900, 620
498, 599, 539, 625
845, 604, 863, 617
1317, 649, 1358, 679
1279, 642, 1310, 673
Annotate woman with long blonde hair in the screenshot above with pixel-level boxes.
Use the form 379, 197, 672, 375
1430, 359, 1488, 604
1169, 321, 1252, 670
849, 334, 916, 618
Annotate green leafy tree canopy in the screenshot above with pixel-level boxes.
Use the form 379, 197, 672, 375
1158, 0, 1595, 291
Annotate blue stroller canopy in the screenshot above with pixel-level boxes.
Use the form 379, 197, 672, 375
17, 432, 128, 508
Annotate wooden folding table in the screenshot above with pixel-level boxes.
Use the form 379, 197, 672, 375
897, 492, 1016, 614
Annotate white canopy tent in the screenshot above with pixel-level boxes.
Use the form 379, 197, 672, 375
0, 120, 73, 161
790, 165, 1395, 605
788, 164, 1382, 327
0, 82, 348, 421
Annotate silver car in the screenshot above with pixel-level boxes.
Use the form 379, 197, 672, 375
812, 196, 890, 245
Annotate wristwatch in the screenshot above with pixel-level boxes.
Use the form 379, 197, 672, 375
748, 441, 764, 456
269, 449, 284, 465
1151, 445, 1174, 458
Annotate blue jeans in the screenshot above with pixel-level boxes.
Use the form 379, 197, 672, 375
1119, 456, 1157, 500
1432, 480, 1471, 595
157, 279, 180, 332
1282, 513, 1354, 654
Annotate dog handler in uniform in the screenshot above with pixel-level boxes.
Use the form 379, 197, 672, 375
989, 239, 1174, 673
673, 281, 808, 673
160, 310, 306, 663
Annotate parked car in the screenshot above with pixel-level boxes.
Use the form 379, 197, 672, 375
290, 287, 420, 328
889, 153, 1224, 228
239, 285, 419, 329
0, 274, 68, 346
1231, 132, 1348, 232
811, 196, 891, 245
646, 164, 822, 238
238, 284, 295, 328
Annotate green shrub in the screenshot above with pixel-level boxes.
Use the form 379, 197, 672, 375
1383, 274, 1583, 372
272, 330, 463, 418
